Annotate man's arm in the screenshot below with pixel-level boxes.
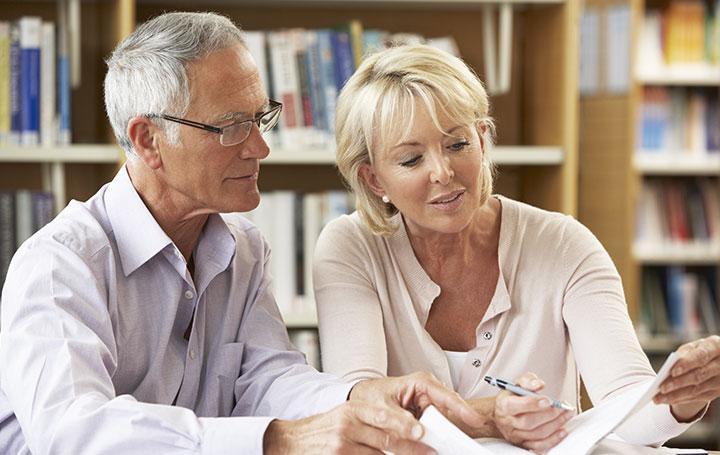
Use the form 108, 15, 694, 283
0, 233, 271, 454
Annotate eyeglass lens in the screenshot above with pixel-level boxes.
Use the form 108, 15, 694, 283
220, 106, 281, 146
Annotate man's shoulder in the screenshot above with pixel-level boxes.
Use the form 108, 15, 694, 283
24, 200, 112, 259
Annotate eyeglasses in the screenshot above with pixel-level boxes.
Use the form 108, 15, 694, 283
148, 99, 282, 146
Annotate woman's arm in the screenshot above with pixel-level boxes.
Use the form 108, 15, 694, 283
313, 216, 389, 381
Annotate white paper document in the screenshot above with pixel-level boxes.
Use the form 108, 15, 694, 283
419, 406, 495, 454
418, 352, 680, 455
547, 352, 678, 455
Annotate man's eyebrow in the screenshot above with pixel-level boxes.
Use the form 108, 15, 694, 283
213, 102, 270, 123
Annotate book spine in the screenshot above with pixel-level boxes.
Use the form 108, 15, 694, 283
9, 24, 21, 146
0, 192, 16, 286
41, 22, 56, 147
19, 16, 41, 147
317, 30, 337, 136
0, 22, 10, 146
331, 30, 355, 91
57, 0, 71, 144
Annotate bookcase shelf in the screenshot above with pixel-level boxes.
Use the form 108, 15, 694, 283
581, 0, 719, 445
636, 63, 720, 86
0, 145, 124, 163
266, 145, 565, 165
634, 152, 720, 175
0, 144, 564, 166
140, 0, 566, 7
634, 242, 720, 265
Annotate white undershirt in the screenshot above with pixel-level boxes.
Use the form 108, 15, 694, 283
443, 350, 468, 390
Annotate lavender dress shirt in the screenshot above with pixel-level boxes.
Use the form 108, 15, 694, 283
0, 166, 352, 454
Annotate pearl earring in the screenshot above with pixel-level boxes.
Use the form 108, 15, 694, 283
382, 195, 390, 204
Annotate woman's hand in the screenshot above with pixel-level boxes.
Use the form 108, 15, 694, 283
494, 373, 573, 453
654, 335, 720, 421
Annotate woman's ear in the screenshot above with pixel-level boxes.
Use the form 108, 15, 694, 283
358, 163, 385, 198
477, 121, 488, 150
127, 116, 163, 170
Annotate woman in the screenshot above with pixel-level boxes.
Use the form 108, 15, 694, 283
313, 44, 719, 452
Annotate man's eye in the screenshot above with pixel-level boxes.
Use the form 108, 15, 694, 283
400, 156, 421, 167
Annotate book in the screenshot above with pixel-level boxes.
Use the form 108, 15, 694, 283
57, 0, 72, 144
0, 22, 9, 146
18, 16, 41, 147
9, 23, 20, 146
40, 22, 56, 147
0, 192, 15, 287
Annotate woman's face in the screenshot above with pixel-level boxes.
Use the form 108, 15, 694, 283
361, 99, 485, 237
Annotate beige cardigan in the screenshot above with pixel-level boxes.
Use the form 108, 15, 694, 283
313, 195, 694, 445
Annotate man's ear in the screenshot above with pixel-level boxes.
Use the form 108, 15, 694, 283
358, 162, 385, 198
127, 117, 163, 170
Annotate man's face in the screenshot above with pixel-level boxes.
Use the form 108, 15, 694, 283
157, 45, 270, 215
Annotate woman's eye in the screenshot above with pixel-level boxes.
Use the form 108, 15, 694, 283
400, 156, 421, 167
449, 141, 470, 152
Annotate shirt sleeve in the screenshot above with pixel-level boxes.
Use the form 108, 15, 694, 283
312, 216, 389, 382
560, 217, 700, 446
0, 231, 279, 455
230, 229, 355, 420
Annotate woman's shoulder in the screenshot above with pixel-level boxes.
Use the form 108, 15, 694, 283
499, 195, 600, 251
315, 211, 381, 258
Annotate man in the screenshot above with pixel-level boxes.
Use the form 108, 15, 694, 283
0, 12, 482, 455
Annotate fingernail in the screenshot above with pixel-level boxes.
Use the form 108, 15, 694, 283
539, 399, 550, 408
412, 424, 424, 440
674, 368, 684, 376
559, 430, 567, 438
532, 380, 542, 388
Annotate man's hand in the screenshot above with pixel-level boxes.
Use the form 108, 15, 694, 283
263, 400, 433, 454
348, 372, 484, 429
654, 335, 720, 421
493, 373, 573, 453
263, 371, 483, 454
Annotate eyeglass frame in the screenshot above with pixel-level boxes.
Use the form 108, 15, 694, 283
146, 99, 283, 146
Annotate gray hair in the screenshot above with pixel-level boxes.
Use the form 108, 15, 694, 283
104, 12, 246, 158
335, 44, 495, 235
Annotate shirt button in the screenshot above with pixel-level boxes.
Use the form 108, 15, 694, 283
189, 349, 196, 360
483, 331, 493, 340
184, 290, 194, 299
472, 358, 482, 368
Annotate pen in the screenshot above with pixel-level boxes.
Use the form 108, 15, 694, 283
484, 375, 575, 412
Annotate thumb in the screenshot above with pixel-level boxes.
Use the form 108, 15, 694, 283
515, 372, 544, 392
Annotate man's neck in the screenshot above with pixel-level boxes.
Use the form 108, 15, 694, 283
127, 164, 208, 263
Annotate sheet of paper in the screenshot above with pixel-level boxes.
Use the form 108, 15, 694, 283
419, 406, 494, 454
475, 438, 532, 454
547, 352, 678, 455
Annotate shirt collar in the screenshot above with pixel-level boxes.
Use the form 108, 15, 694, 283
105, 166, 173, 276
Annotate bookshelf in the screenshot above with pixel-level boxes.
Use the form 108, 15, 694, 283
579, 0, 719, 448
1, 0, 579, 367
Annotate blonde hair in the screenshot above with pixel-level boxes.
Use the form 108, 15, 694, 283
335, 44, 495, 235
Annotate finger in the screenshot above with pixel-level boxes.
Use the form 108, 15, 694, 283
497, 392, 557, 416
515, 373, 545, 392
510, 408, 569, 433
344, 408, 436, 455
661, 361, 720, 394
672, 336, 720, 378
411, 378, 484, 428
521, 428, 568, 453
352, 403, 424, 442
655, 377, 720, 405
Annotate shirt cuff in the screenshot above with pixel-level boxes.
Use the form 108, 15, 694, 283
200, 416, 274, 455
